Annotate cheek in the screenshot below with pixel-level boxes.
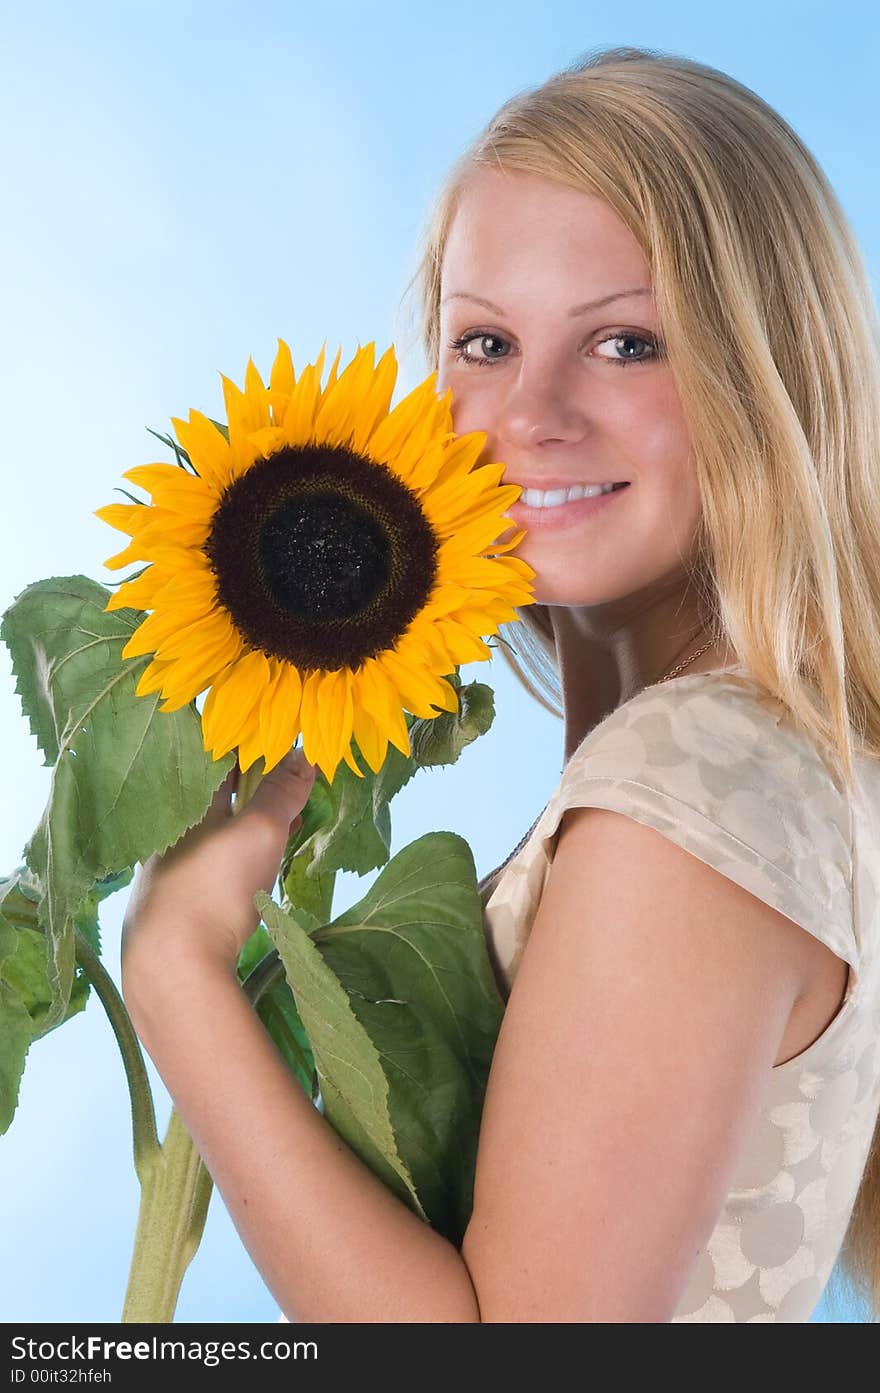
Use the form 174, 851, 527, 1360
640, 381, 692, 468
624, 382, 690, 465
437, 375, 493, 440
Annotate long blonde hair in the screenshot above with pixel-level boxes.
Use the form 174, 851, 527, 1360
398, 44, 880, 1321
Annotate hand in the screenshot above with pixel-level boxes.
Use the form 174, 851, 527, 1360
120, 747, 318, 995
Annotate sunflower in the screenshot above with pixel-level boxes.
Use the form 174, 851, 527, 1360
95, 339, 535, 784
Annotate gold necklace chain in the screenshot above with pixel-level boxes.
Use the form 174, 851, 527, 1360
653, 625, 715, 683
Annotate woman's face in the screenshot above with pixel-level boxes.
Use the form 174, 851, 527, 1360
436, 167, 702, 610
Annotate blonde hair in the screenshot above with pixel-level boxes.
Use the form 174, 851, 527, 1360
398, 44, 880, 1321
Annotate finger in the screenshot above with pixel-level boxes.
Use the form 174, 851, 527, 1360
239, 747, 317, 833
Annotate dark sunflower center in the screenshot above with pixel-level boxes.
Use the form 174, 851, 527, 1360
204, 443, 439, 672
258, 494, 390, 621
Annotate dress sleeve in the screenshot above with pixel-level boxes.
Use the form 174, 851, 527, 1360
533, 674, 859, 975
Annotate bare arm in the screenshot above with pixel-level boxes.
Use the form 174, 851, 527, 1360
124, 951, 480, 1323
122, 756, 814, 1322
461, 804, 812, 1321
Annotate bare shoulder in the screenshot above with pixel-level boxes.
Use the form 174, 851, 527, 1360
461, 803, 813, 1322
553, 803, 824, 984
552, 805, 849, 1068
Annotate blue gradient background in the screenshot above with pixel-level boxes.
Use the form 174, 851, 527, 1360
1, 0, 876, 1324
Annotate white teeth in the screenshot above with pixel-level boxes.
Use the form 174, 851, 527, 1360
520, 482, 622, 509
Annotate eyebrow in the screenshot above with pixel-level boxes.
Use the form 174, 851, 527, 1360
439, 288, 653, 316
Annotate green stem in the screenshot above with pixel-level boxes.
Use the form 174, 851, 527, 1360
240, 944, 284, 1006
74, 749, 311, 1321
241, 949, 316, 1092
74, 930, 158, 1181
118, 950, 310, 1321
120, 1107, 214, 1322
74, 929, 213, 1322
234, 755, 266, 812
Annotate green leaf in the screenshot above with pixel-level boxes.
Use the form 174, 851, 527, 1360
287, 750, 395, 880
279, 777, 339, 923
257, 893, 430, 1225
0, 866, 86, 1027
0, 858, 136, 1137
236, 926, 318, 1101
0, 974, 32, 1137
407, 681, 495, 768
0, 872, 37, 1133
255, 975, 319, 1102
1, 575, 234, 1032
0, 863, 131, 1137
72, 867, 136, 959
259, 829, 505, 1246
280, 676, 496, 898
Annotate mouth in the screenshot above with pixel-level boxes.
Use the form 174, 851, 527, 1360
507, 481, 631, 531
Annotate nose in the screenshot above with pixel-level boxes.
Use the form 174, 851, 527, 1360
494, 369, 588, 454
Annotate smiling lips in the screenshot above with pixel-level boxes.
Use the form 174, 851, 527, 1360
507, 481, 632, 531
517, 481, 628, 509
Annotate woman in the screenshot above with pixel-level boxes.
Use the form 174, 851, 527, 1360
120, 47, 880, 1322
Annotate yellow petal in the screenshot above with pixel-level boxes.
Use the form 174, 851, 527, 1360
313, 343, 375, 448
202, 650, 271, 757
385, 399, 450, 490
269, 338, 297, 427
221, 360, 271, 459
149, 567, 218, 613
104, 510, 212, 571
348, 344, 398, 455
368, 374, 440, 466
421, 456, 497, 533
297, 668, 325, 769
341, 743, 366, 778
353, 658, 411, 758
122, 605, 206, 660
236, 703, 267, 772
247, 425, 287, 462
314, 668, 345, 780
435, 616, 493, 666
171, 410, 237, 492
134, 655, 174, 696
316, 666, 354, 782
409, 613, 456, 670
155, 633, 244, 709
436, 511, 521, 565
316, 342, 342, 407
155, 606, 239, 661
351, 699, 387, 775
281, 344, 327, 444
94, 502, 151, 536
122, 464, 218, 518
259, 660, 304, 773
479, 522, 530, 560
105, 566, 173, 613
430, 436, 500, 492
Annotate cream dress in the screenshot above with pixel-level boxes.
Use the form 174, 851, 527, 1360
279, 663, 880, 1322
478, 663, 880, 1321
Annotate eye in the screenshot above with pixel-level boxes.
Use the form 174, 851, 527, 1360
445, 329, 661, 369
446, 332, 510, 368
594, 331, 660, 367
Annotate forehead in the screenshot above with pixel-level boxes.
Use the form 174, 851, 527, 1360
441, 167, 652, 302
